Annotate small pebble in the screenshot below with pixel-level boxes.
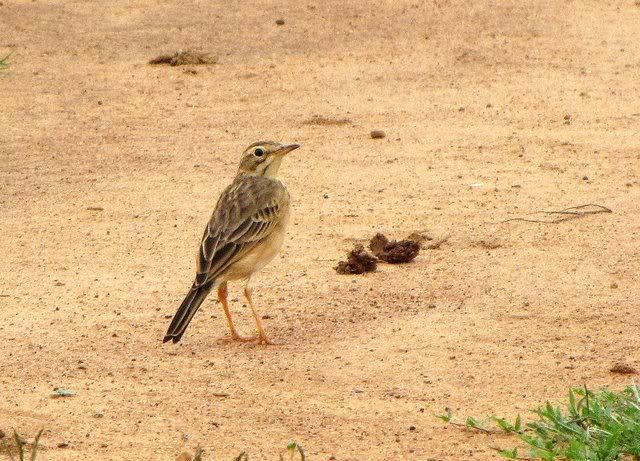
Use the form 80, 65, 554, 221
370, 130, 385, 139
275, 18, 285, 25
610, 282, 618, 289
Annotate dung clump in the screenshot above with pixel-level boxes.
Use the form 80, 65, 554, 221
370, 233, 420, 263
335, 245, 377, 274
610, 363, 637, 375
149, 50, 217, 66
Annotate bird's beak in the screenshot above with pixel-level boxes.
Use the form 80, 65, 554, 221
276, 144, 300, 155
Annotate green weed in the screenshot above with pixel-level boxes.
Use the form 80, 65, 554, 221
438, 385, 640, 460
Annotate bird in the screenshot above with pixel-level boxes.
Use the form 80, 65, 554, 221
163, 141, 300, 345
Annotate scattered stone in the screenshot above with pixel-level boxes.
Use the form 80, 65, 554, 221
149, 50, 217, 66
211, 392, 229, 398
334, 245, 377, 274
275, 18, 285, 25
610, 282, 618, 289
94, 409, 104, 418
58, 442, 69, 448
370, 130, 386, 139
610, 363, 637, 375
51, 387, 76, 398
370, 233, 420, 263
86, 206, 103, 211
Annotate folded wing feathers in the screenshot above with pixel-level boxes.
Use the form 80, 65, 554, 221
193, 180, 285, 287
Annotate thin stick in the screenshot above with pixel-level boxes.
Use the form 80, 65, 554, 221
498, 204, 612, 224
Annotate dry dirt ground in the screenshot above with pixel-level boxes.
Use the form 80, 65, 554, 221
2, 0, 640, 459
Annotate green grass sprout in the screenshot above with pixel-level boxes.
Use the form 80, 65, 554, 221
438, 385, 640, 460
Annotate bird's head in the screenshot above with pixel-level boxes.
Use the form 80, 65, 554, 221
237, 141, 300, 178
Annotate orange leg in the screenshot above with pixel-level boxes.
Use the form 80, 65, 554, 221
218, 283, 255, 342
244, 285, 275, 345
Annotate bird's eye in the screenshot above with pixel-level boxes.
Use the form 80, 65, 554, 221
254, 148, 264, 157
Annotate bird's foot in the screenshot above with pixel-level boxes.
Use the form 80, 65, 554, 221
256, 335, 278, 346
230, 332, 258, 342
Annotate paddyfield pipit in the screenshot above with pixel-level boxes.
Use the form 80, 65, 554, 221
163, 141, 300, 345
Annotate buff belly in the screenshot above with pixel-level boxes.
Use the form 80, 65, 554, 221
221, 219, 288, 282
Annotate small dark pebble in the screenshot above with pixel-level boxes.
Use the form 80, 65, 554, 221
275, 18, 285, 25
58, 442, 69, 449
582, 176, 589, 180
409, 425, 416, 431
370, 130, 386, 139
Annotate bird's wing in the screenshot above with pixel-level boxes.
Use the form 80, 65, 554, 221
194, 176, 288, 286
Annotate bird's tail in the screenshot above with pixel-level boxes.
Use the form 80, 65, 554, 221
163, 281, 214, 343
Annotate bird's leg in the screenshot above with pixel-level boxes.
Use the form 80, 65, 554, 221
244, 284, 274, 345
218, 283, 255, 342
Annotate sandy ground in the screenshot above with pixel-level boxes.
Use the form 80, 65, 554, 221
2, 0, 640, 459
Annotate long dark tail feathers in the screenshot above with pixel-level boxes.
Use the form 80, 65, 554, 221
163, 281, 214, 344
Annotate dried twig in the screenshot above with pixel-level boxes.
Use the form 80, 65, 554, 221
499, 204, 612, 224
